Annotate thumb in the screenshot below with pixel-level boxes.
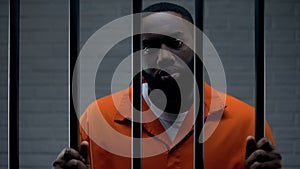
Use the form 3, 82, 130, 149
79, 141, 90, 165
245, 136, 257, 159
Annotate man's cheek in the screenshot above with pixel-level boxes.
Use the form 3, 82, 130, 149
143, 59, 156, 68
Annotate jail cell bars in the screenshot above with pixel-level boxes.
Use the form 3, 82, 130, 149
132, 0, 143, 169
7, 1, 266, 169
8, 0, 20, 168
69, 0, 80, 150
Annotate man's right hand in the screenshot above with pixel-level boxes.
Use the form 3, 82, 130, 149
53, 141, 90, 169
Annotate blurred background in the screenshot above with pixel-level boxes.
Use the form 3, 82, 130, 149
0, 0, 299, 168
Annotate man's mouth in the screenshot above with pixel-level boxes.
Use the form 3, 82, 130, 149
156, 67, 180, 81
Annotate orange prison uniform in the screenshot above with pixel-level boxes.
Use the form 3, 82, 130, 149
80, 83, 276, 169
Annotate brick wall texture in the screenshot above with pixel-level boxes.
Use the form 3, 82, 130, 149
0, 0, 299, 168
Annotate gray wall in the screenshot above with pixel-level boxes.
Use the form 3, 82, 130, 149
0, 0, 8, 168
0, 0, 299, 169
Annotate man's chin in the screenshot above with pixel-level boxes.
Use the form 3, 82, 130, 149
160, 72, 180, 81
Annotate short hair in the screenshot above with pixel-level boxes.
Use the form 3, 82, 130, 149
142, 2, 194, 24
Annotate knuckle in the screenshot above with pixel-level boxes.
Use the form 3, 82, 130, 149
260, 138, 275, 151
267, 139, 273, 146
254, 161, 261, 168
257, 137, 267, 145
253, 151, 259, 157
64, 147, 76, 159
64, 148, 71, 155
253, 149, 265, 158
52, 160, 62, 167
57, 148, 68, 159
258, 137, 266, 145
261, 137, 268, 144
68, 159, 78, 167
250, 162, 261, 169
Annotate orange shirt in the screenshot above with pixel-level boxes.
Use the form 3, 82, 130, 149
80, 83, 275, 169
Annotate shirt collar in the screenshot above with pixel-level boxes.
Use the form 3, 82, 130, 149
113, 82, 227, 122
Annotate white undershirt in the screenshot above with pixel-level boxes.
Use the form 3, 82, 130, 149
142, 83, 188, 141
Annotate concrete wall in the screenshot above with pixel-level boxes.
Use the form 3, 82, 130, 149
0, 0, 299, 168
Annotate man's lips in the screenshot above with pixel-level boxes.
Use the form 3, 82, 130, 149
156, 67, 180, 81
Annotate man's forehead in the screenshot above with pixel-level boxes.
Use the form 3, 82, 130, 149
142, 12, 192, 37
142, 32, 184, 40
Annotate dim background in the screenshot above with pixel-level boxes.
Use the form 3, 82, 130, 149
0, 0, 299, 168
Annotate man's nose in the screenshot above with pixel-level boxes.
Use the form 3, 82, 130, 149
157, 44, 175, 68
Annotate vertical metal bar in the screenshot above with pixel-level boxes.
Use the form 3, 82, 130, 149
8, 0, 20, 168
132, 0, 142, 169
194, 0, 204, 169
69, 0, 80, 149
254, 0, 265, 141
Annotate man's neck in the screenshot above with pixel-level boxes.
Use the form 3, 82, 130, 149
145, 83, 194, 114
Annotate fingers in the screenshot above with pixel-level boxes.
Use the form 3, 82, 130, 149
249, 160, 282, 169
64, 159, 89, 169
53, 142, 90, 169
246, 136, 257, 159
53, 148, 81, 169
53, 158, 64, 169
246, 149, 266, 165
257, 137, 275, 152
246, 150, 282, 169
79, 141, 90, 165
245, 136, 282, 169
63, 148, 82, 161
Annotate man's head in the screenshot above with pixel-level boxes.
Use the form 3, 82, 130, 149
141, 3, 195, 113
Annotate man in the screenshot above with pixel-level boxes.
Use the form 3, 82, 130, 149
53, 3, 282, 169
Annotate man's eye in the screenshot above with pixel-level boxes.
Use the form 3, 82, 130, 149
169, 39, 184, 49
142, 40, 153, 54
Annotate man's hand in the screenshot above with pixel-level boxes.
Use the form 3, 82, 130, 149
53, 141, 90, 169
245, 136, 282, 169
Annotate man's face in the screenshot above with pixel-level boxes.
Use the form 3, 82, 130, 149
141, 11, 194, 93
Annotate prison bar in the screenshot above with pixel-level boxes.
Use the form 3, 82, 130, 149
255, 0, 265, 141
132, 0, 142, 169
194, 0, 205, 169
8, 0, 20, 168
69, 0, 80, 149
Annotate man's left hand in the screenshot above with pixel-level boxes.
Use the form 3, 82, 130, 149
245, 136, 282, 169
